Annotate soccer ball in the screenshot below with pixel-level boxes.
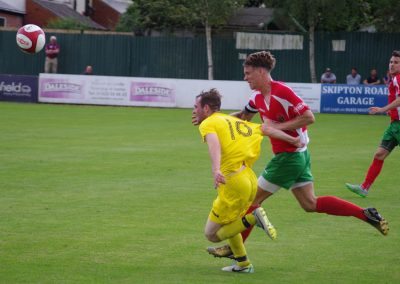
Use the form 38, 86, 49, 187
16, 24, 46, 54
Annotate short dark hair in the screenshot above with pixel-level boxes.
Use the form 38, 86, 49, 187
392, 50, 400, 57
196, 88, 221, 112
244, 51, 276, 71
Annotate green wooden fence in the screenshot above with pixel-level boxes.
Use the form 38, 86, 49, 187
1, 29, 399, 83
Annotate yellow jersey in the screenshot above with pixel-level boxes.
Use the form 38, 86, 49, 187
199, 112, 263, 175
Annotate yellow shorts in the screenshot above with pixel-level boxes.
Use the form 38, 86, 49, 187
208, 167, 257, 225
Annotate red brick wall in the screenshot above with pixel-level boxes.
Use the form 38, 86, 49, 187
91, 0, 120, 30
0, 12, 23, 28
25, 0, 58, 28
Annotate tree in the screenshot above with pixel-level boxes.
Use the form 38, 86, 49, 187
46, 18, 90, 30
368, 0, 400, 33
187, 0, 245, 79
116, 0, 196, 35
265, 0, 371, 82
116, 0, 244, 80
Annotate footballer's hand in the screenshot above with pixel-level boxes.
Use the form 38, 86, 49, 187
213, 170, 226, 189
369, 107, 383, 115
192, 113, 199, 126
292, 136, 305, 148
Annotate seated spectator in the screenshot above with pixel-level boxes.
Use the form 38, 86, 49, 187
321, 68, 336, 83
382, 70, 391, 85
346, 67, 362, 85
83, 65, 93, 75
363, 68, 381, 85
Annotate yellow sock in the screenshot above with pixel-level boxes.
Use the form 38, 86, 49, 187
245, 214, 256, 226
228, 233, 250, 267
216, 214, 256, 241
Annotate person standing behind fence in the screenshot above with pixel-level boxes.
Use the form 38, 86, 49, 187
321, 67, 336, 83
83, 65, 93, 75
44, 36, 60, 73
346, 67, 362, 85
363, 68, 381, 85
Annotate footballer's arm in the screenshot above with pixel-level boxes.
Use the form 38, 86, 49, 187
205, 133, 225, 188
369, 97, 400, 114
230, 108, 256, 121
261, 124, 304, 148
272, 110, 315, 131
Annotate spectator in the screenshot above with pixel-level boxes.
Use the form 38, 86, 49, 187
382, 70, 391, 85
83, 65, 93, 75
363, 68, 381, 85
321, 68, 336, 83
44, 36, 60, 73
346, 67, 362, 85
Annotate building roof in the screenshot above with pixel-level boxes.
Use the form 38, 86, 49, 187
227, 7, 292, 31
33, 0, 106, 29
102, 0, 132, 14
228, 7, 274, 28
0, 0, 25, 14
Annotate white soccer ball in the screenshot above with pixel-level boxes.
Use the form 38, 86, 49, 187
16, 24, 46, 54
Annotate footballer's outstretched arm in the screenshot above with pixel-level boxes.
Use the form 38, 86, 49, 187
369, 97, 400, 114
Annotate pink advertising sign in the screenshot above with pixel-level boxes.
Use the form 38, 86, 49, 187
39, 78, 84, 99
130, 82, 175, 104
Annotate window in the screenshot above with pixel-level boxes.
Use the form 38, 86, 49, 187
0, 17, 5, 27
332, 40, 346, 52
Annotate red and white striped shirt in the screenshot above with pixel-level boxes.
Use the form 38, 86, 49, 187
245, 81, 310, 154
388, 74, 400, 122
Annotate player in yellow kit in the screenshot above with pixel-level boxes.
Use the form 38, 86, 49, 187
193, 89, 302, 273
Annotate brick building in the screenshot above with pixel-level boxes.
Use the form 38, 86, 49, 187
25, 0, 105, 30
0, 0, 24, 28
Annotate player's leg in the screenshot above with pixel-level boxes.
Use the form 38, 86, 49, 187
293, 182, 366, 219
204, 218, 252, 270
361, 146, 389, 189
346, 123, 399, 196
222, 233, 254, 273
207, 168, 277, 259
346, 146, 390, 196
207, 206, 276, 263
240, 178, 277, 242
215, 207, 276, 241
291, 183, 389, 235
214, 168, 276, 241
204, 218, 222, 243
53, 58, 58, 73
291, 182, 366, 217
44, 57, 50, 73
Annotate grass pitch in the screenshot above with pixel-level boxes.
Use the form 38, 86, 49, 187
0, 102, 399, 283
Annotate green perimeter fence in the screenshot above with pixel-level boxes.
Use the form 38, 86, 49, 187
1, 29, 400, 83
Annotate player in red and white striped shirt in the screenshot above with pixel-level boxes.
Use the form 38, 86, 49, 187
208, 51, 388, 259
346, 50, 400, 197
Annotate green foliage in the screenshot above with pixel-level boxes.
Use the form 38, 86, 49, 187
190, 0, 245, 26
266, 0, 400, 33
368, 0, 400, 32
46, 18, 90, 30
116, 0, 199, 34
116, 0, 399, 33
266, 0, 371, 32
0, 102, 399, 283
116, 0, 245, 34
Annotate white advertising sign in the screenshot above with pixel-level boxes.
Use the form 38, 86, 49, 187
38, 74, 321, 113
